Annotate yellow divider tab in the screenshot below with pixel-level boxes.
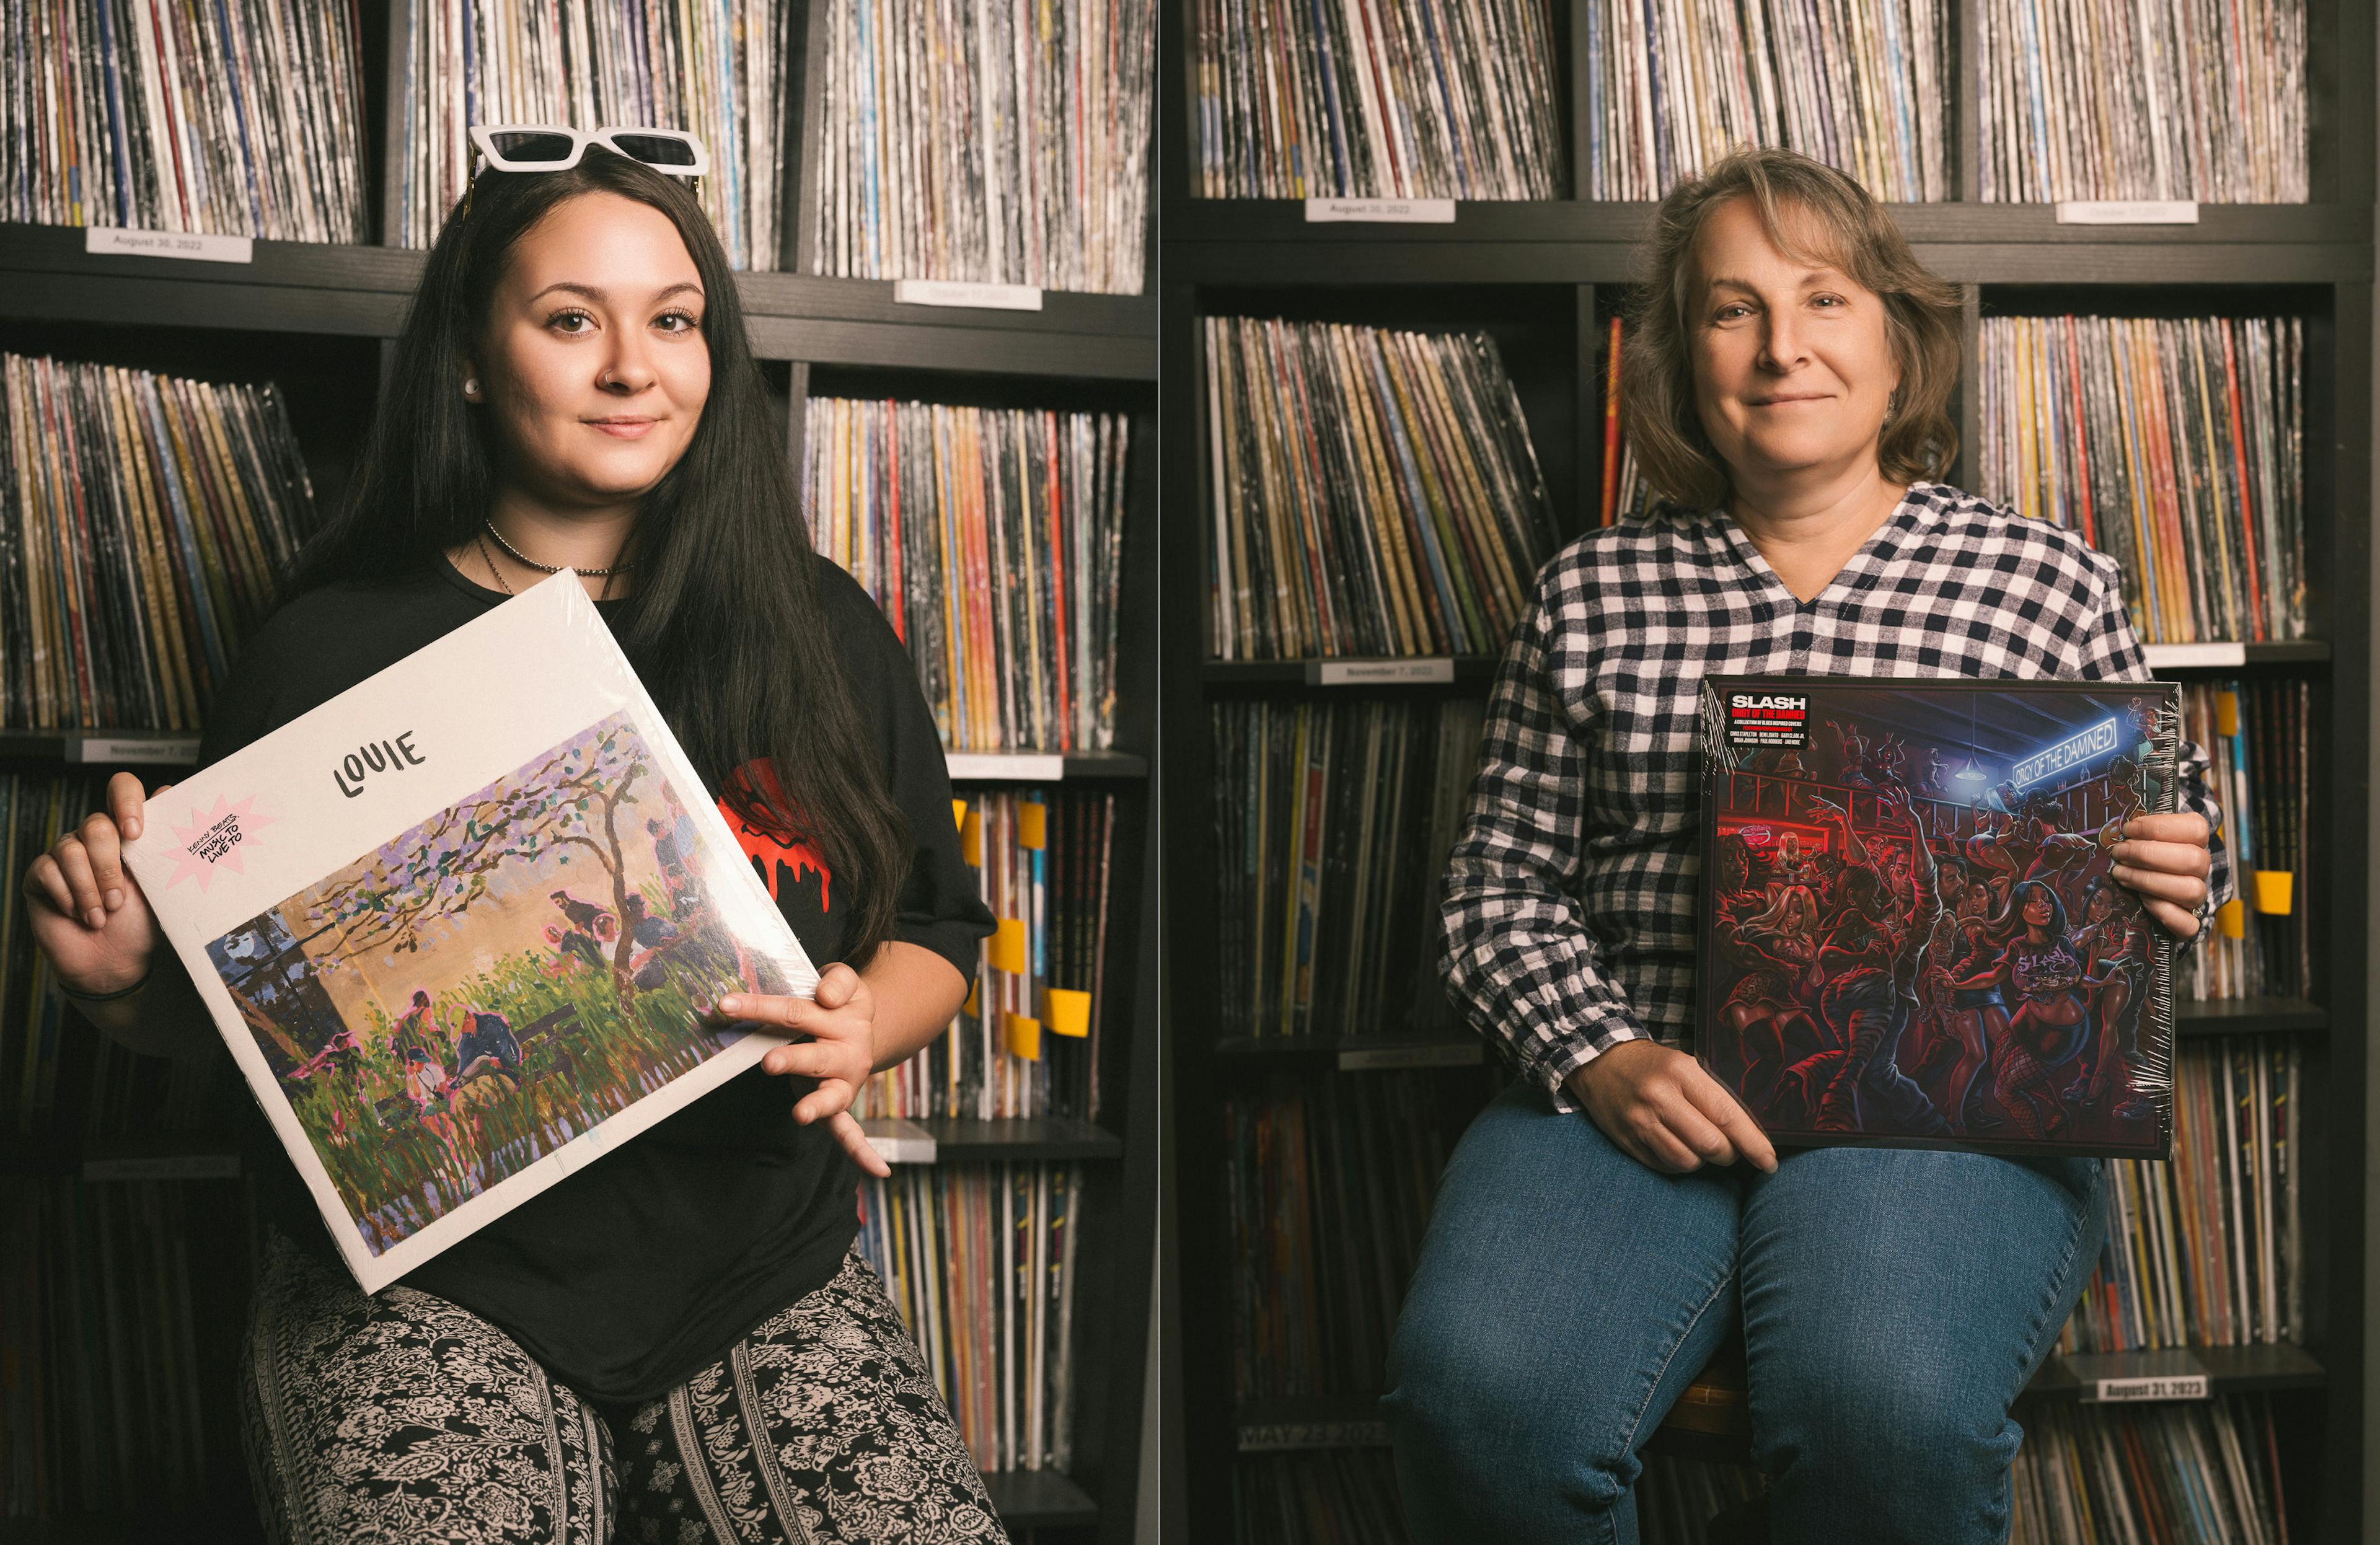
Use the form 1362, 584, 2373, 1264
959, 808, 983, 866
989, 917, 1028, 974
1018, 801, 1047, 850
2252, 871, 2294, 916
963, 979, 980, 1017
951, 798, 967, 832
1004, 1013, 1042, 1061
1046, 987, 1092, 1039
2216, 897, 2247, 940
2215, 691, 2239, 738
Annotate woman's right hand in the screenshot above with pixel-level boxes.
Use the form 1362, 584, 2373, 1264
20, 771, 167, 997
1566, 1038, 1778, 1176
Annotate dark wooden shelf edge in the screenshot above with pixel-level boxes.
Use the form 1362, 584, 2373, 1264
1231, 1347, 2327, 1453
1212, 1010, 2314, 1060
1168, 201, 2372, 286
0, 728, 202, 764
0, 226, 1157, 379
981, 1466, 1098, 1526
2022, 1342, 2327, 1401
0, 223, 1153, 327
0, 220, 420, 288
1208, 1033, 1484, 1078
1192, 645, 2323, 685
1, 1133, 244, 1179
1166, 198, 2369, 243
738, 270, 1157, 332
2175, 997, 2327, 1035
943, 750, 1152, 781
1201, 656, 1500, 687
1210, 1031, 1474, 1055
862, 1116, 1124, 1164
1235, 1394, 1393, 1453
2141, 640, 2332, 669
1204, 1007, 2309, 1064
922, 1117, 1124, 1163
1179, 245, 2371, 287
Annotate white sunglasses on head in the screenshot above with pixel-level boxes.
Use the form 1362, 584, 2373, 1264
469, 125, 711, 178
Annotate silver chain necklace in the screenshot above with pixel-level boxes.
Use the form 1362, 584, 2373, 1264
482, 518, 637, 576
474, 530, 516, 596
477, 529, 619, 602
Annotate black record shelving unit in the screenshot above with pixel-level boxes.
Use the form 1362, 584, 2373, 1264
0, 2, 1157, 1540
1159, 0, 2374, 1538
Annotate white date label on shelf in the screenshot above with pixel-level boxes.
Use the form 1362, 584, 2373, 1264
858, 1118, 940, 1165
2053, 200, 2200, 225
891, 279, 1044, 311
84, 1154, 240, 1182
945, 752, 1067, 782
1239, 1420, 1393, 1452
1304, 198, 1457, 224
2141, 642, 2247, 669
2090, 1374, 2211, 1403
1311, 658, 1457, 685
74, 735, 203, 765
85, 226, 255, 263
1339, 1044, 1483, 1072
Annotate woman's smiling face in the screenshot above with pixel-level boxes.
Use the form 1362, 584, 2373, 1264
1687, 195, 1902, 485
470, 190, 712, 506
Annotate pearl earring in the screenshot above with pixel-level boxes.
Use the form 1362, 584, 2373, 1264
464, 378, 479, 398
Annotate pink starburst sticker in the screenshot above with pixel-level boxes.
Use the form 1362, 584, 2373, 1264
165, 794, 278, 891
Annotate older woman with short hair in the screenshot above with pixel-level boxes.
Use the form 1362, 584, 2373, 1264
1383, 146, 2226, 1543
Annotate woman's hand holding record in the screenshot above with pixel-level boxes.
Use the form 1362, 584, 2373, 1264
2109, 811, 2215, 938
720, 964, 892, 1177
20, 770, 168, 999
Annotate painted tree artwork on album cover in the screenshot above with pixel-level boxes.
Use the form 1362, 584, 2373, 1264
203, 710, 790, 1254
1698, 680, 2180, 1158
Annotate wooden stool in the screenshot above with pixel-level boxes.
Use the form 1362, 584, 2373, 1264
1643, 1335, 1754, 1464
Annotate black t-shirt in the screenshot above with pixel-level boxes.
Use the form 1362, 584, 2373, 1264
193, 556, 991, 1402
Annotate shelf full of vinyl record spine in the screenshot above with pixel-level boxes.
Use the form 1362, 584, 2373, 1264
1, 0, 1158, 1535
1168, 0, 2368, 291
0, 0, 1155, 383
0, 225, 1155, 383
818, 369, 1158, 1534
1161, 0, 2369, 1539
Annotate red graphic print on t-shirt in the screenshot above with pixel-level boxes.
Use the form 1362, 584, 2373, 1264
716, 761, 832, 931
719, 795, 832, 912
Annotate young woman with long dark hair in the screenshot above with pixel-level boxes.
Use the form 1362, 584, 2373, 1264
19, 140, 1007, 1543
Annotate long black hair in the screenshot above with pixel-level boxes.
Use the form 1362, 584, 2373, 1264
293, 149, 910, 964
1989, 878, 2073, 946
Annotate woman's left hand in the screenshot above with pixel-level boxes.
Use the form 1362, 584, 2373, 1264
720, 963, 892, 1178
2110, 812, 2214, 939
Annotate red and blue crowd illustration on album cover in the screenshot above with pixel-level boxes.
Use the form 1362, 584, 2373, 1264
1699, 679, 2179, 1158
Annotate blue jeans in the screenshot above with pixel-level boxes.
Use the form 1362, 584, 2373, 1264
1383, 1081, 2105, 1544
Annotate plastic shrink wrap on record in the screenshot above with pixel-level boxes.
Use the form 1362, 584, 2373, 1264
1695, 675, 2180, 1160
124, 574, 819, 1291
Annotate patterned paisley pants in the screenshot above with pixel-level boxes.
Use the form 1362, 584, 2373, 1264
240, 1230, 1010, 1545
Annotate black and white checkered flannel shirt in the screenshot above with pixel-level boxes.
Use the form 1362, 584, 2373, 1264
1441, 482, 2235, 1111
